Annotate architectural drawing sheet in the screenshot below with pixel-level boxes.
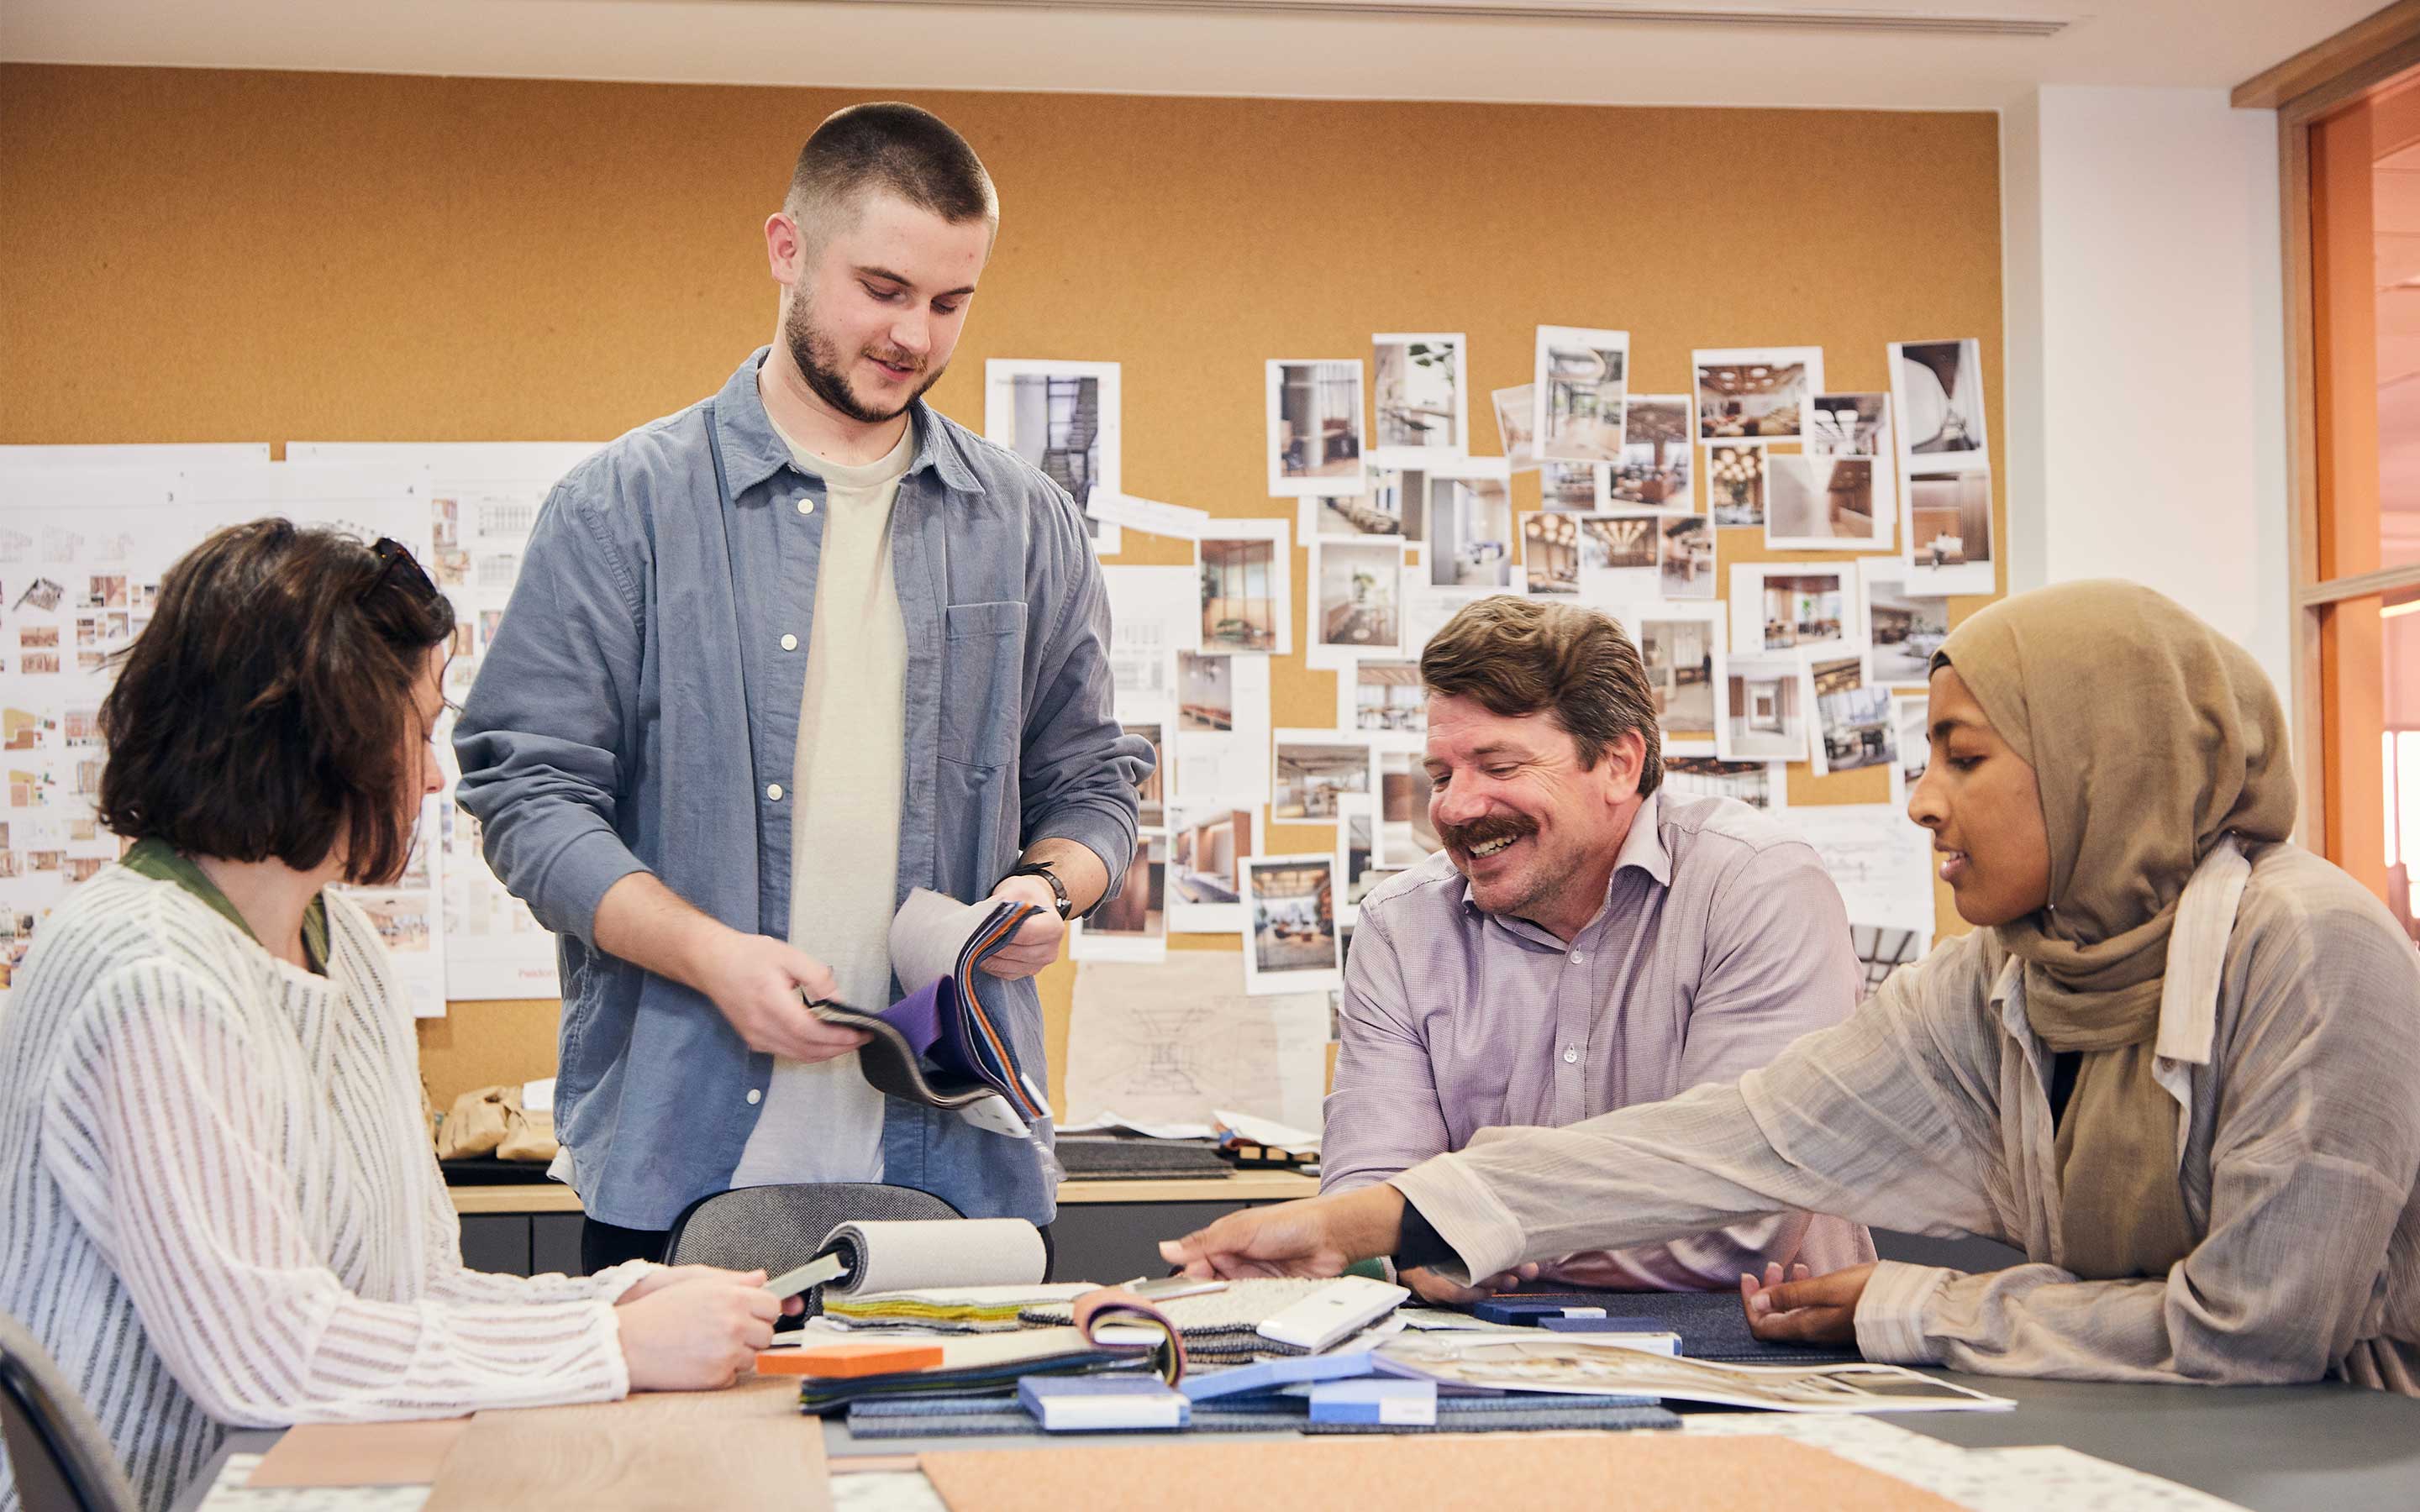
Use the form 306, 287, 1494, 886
0, 460, 450, 1016
1064, 950, 1332, 1131
291, 442, 600, 1001
1776, 802, 1937, 935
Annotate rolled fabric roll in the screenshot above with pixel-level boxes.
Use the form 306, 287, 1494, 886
822, 1217, 1050, 1297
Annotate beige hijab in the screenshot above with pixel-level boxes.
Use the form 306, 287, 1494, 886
1935, 580, 2295, 1279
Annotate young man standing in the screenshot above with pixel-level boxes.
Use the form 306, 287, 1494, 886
1319, 597, 1870, 1301
456, 103, 1147, 1270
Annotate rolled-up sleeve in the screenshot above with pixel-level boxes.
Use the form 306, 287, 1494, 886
1018, 491, 1149, 895
453, 483, 650, 949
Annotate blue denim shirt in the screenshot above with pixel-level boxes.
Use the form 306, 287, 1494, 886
454, 348, 1149, 1231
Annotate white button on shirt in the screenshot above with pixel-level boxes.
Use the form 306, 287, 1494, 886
1570, 953, 1585, 964
1562, 1047, 1580, 1064
781, 634, 797, 651
765, 784, 783, 801
796, 498, 816, 515
745, 1089, 762, 1105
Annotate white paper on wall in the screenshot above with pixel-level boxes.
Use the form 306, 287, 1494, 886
1065, 950, 1331, 1131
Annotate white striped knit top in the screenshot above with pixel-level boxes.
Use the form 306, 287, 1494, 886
0, 865, 646, 1512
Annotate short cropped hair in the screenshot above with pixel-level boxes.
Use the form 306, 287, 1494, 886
97, 521, 455, 886
1419, 596, 1664, 799
785, 102, 997, 244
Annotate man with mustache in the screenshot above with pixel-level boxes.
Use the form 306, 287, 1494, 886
455, 103, 1149, 1271
1325, 596, 1870, 1303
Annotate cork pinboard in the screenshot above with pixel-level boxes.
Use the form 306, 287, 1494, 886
0, 66, 2003, 1111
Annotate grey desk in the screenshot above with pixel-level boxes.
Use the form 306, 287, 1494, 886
170, 1372, 2420, 1512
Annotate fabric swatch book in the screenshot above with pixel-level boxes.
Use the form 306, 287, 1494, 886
797, 1289, 1186, 1415
810, 889, 1050, 1137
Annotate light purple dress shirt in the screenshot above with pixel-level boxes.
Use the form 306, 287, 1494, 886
1323, 788, 1876, 1289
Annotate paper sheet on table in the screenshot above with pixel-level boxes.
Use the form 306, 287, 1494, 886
1213, 1109, 1322, 1152
1776, 803, 1938, 934
1065, 952, 1329, 1131
1056, 1110, 1220, 1140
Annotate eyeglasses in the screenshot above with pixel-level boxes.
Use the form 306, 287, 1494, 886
362, 537, 438, 603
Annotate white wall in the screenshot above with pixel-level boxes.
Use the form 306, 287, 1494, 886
2001, 86, 2291, 704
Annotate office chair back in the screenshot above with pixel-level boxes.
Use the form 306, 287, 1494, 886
0, 1312, 137, 1512
662, 1182, 968, 1315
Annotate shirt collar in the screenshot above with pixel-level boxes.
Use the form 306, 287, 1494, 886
711, 345, 985, 499
1455, 789, 1673, 924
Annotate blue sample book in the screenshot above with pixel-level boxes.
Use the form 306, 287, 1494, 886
1017, 1374, 1191, 1431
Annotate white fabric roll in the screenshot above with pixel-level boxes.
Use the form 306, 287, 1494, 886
822, 1217, 1049, 1296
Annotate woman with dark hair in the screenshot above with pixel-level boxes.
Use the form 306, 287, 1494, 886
0, 522, 792, 1512
1164, 581, 2420, 1394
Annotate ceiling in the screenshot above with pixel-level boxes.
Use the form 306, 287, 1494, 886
0, 0, 2388, 109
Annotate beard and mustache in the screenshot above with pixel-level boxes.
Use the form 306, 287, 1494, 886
1437, 810, 1539, 858
781, 290, 947, 425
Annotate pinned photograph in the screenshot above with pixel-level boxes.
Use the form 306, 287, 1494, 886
1308, 538, 1402, 669
1272, 732, 1376, 823
1809, 392, 1890, 458
1718, 654, 1815, 764
1665, 755, 1786, 813
1306, 478, 1410, 539
1694, 348, 1823, 440
1491, 385, 1539, 473
1336, 795, 1398, 922
1765, 455, 1886, 549
1861, 560, 1950, 685
1523, 512, 1581, 596
1266, 360, 1367, 496
1705, 443, 1767, 528
1658, 515, 1716, 601
1173, 650, 1270, 798
1891, 691, 1932, 806
1197, 519, 1293, 654
1854, 923, 1930, 1002
1891, 339, 1988, 465
1612, 396, 1693, 509
1124, 720, 1169, 827
1168, 798, 1259, 934
1381, 468, 1427, 543
1340, 659, 1425, 738
1370, 333, 1468, 467
1811, 648, 1893, 778
1622, 604, 1723, 756
1904, 468, 1995, 595
1241, 854, 1343, 996
1533, 327, 1631, 464
985, 359, 1123, 554
1542, 462, 1605, 513
1072, 832, 1167, 963
1377, 748, 1441, 866
1177, 651, 1236, 733
1576, 512, 1665, 602
1730, 564, 1858, 655
1426, 463, 1513, 588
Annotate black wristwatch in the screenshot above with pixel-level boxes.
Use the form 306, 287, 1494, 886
1002, 861, 1075, 920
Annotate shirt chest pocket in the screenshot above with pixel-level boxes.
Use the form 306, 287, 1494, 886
941, 600, 1027, 769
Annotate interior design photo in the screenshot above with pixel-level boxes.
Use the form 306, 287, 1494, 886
1636, 615, 1717, 744
1342, 808, 1392, 908
1372, 333, 1465, 456
1379, 752, 1440, 863
1697, 358, 1810, 438
1125, 720, 1166, 826
1897, 338, 1986, 456
1491, 383, 1535, 470
1767, 456, 1878, 543
1612, 396, 1692, 506
1177, 650, 1234, 733
1659, 515, 1715, 598
1523, 512, 1580, 594
1086, 834, 1165, 937
1244, 858, 1339, 974
1268, 360, 1365, 491
1707, 443, 1766, 526
1866, 571, 1951, 683
1908, 470, 1993, 568
1581, 514, 1657, 577
1273, 739, 1373, 821
1544, 461, 1599, 512
1663, 755, 1776, 811
1171, 804, 1254, 906
1314, 539, 1402, 650
1427, 474, 1512, 588
1200, 538, 1278, 652
1757, 572, 1848, 651
1313, 486, 1405, 537
983, 360, 1120, 553
1534, 327, 1629, 462
1813, 655, 1893, 773
1811, 392, 1888, 457
1723, 655, 1810, 762
1349, 660, 1423, 734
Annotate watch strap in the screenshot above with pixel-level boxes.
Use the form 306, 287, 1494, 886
1004, 862, 1073, 919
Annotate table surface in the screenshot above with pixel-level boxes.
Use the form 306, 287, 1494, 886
171, 1368, 2420, 1512
446, 1170, 1322, 1215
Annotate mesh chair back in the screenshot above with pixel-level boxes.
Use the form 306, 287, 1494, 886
0, 1312, 137, 1512
663, 1183, 965, 1315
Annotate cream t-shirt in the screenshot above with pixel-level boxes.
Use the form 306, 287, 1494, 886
729, 416, 913, 1189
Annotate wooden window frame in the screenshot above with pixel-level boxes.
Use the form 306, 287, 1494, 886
2239, 3, 2420, 878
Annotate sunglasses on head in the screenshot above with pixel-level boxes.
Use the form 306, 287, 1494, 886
362, 537, 438, 602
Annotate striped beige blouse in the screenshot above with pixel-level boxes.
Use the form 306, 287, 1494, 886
0, 867, 649, 1512
1394, 839, 2420, 1391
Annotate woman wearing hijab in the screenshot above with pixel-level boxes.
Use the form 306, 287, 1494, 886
1160, 580, 2420, 1390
